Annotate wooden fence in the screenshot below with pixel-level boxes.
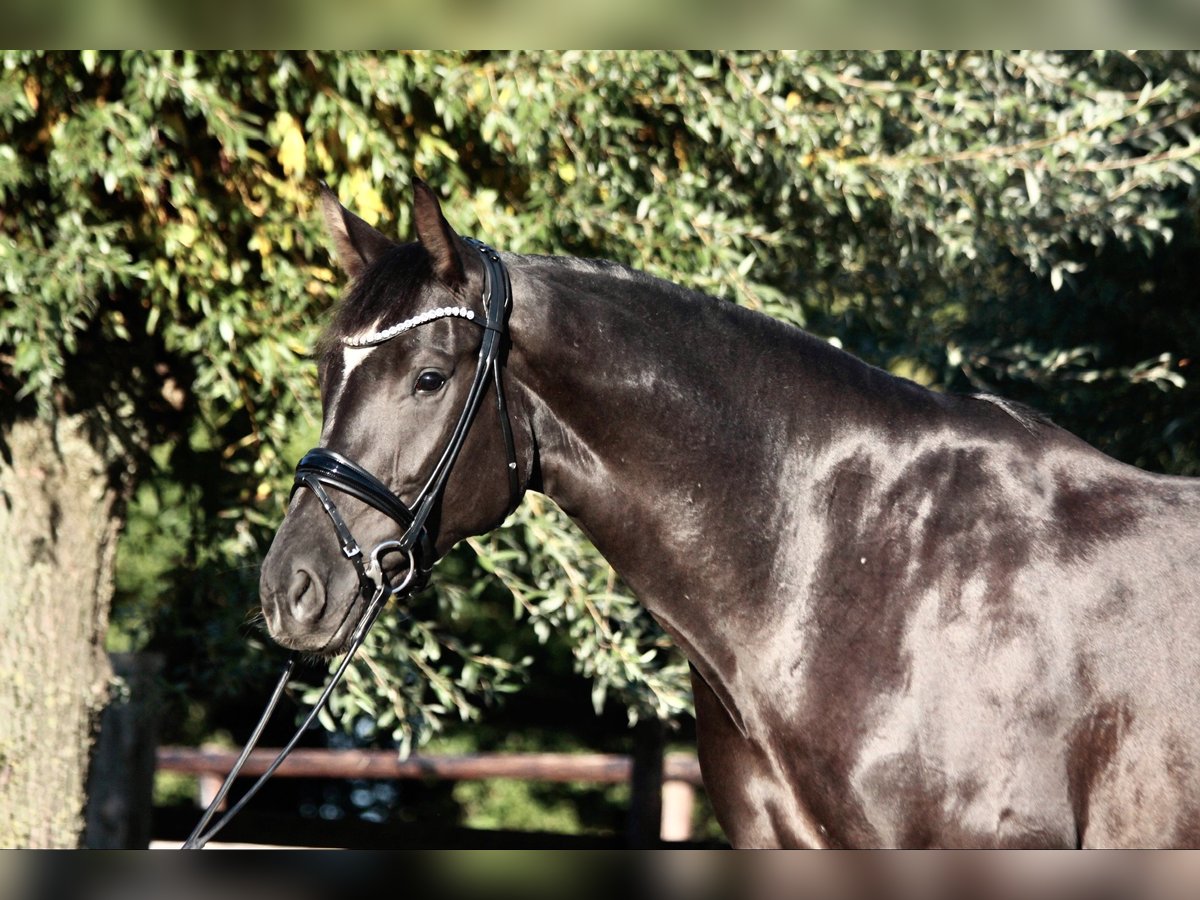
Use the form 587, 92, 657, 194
85, 655, 716, 848
155, 737, 708, 848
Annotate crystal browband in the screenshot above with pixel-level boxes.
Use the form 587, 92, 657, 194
342, 306, 479, 348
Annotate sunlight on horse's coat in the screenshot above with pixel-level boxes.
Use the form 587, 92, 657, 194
321, 347, 373, 434
260, 180, 1200, 848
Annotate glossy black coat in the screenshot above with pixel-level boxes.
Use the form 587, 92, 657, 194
260, 183, 1200, 847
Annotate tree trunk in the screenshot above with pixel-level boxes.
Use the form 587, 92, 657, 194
0, 414, 119, 848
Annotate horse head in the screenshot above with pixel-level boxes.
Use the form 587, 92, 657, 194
259, 181, 529, 654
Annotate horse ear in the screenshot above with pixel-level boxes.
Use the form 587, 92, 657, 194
412, 178, 465, 287
318, 182, 396, 280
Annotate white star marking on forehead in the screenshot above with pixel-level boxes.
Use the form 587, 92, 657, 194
323, 307, 480, 439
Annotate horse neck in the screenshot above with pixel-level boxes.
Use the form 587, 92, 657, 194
505, 257, 934, 679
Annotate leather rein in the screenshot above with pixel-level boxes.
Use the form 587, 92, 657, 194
183, 238, 518, 848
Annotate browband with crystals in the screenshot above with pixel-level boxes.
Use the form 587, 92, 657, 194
343, 306, 478, 347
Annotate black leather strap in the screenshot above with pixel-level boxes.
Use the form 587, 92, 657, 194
475, 239, 522, 504
290, 238, 518, 601
294, 449, 417, 530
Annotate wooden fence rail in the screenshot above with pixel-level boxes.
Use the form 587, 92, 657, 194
156, 745, 704, 845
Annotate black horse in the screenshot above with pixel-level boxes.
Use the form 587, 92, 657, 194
260, 180, 1200, 848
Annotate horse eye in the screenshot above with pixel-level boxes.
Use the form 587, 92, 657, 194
415, 370, 447, 393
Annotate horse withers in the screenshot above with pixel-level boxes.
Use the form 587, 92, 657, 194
259, 180, 1200, 848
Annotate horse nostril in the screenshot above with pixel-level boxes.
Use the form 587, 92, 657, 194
286, 567, 326, 623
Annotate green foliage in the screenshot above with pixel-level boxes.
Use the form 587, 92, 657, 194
305, 574, 532, 757
452, 775, 628, 835
3, 51, 1199, 758
470, 496, 692, 725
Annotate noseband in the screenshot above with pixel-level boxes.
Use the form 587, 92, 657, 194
183, 238, 518, 848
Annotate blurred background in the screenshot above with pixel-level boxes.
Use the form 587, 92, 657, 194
1, 50, 1199, 848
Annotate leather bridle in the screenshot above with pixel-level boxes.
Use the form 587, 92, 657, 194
183, 238, 518, 848
290, 237, 520, 604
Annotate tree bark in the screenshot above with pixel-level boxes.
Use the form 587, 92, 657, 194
0, 414, 118, 848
